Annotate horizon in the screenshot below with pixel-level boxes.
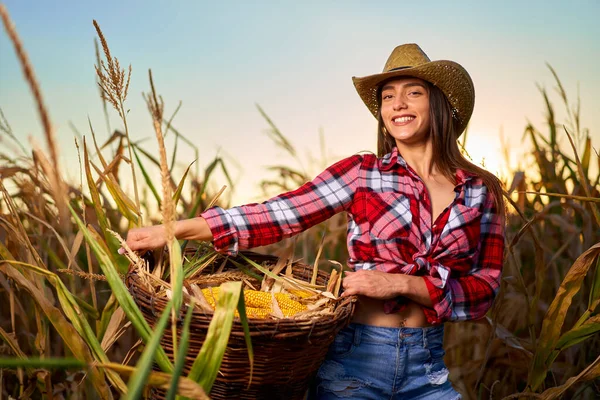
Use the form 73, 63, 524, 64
1, 0, 598, 207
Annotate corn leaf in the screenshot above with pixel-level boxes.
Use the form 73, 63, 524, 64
537, 354, 600, 400
564, 127, 600, 226
173, 160, 195, 207
97, 293, 119, 342
83, 140, 128, 272
528, 241, 600, 391
0, 249, 112, 398
588, 256, 600, 313
91, 162, 139, 225
238, 254, 281, 281
132, 145, 161, 207
581, 135, 591, 177
123, 301, 173, 400
99, 362, 208, 399
68, 203, 173, 373
0, 358, 86, 369
187, 156, 233, 218
168, 236, 184, 357
555, 315, 600, 350
522, 191, 600, 203
236, 290, 254, 386
187, 281, 242, 393
4, 260, 128, 394
84, 139, 112, 237
166, 302, 194, 400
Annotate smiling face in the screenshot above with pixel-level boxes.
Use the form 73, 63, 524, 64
379, 77, 431, 146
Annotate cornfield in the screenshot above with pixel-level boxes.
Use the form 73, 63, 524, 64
1, 5, 599, 400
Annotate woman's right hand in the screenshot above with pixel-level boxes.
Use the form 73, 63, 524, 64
119, 217, 214, 255
120, 224, 168, 253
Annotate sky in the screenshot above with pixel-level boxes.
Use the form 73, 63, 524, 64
1, 0, 599, 206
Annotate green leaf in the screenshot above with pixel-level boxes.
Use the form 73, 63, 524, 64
188, 281, 242, 393
166, 303, 195, 400
0, 248, 113, 398
173, 160, 195, 207
91, 161, 139, 225
68, 203, 173, 374
123, 301, 173, 400
83, 140, 129, 273
555, 315, 600, 350
133, 145, 161, 207
0, 358, 86, 369
236, 289, 254, 386
4, 259, 127, 394
168, 236, 184, 358
588, 256, 600, 313
97, 293, 119, 342
528, 242, 600, 391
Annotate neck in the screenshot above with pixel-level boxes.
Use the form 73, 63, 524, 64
395, 139, 439, 179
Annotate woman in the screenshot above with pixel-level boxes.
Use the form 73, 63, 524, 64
124, 43, 506, 399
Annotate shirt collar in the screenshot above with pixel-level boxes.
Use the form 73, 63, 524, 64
379, 147, 405, 171
379, 147, 476, 187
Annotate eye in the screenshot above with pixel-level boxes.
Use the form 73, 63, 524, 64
382, 93, 394, 100
408, 91, 422, 96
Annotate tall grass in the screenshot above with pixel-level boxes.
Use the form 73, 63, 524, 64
0, 6, 241, 399
0, 4, 599, 400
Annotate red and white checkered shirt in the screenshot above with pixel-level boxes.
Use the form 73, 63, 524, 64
201, 147, 505, 325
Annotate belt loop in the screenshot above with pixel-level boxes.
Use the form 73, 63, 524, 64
422, 328, 428, 349
353, 324, 362, 346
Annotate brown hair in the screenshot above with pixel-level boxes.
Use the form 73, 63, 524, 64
376, 81, 505, 216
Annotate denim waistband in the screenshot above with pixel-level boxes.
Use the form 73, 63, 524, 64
344, 322, 444, 348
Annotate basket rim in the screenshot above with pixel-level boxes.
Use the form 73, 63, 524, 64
125, 249, 356, 333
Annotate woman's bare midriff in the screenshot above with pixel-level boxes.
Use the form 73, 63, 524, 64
351, 296, 433, 328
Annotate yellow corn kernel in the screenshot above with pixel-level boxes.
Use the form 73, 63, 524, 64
200, 287, 307, 318
201, 287, 219, 308
274, 292, 307, 317
243, 290, 273, 309
244, 307, 271, 319
288, 289, 314, 299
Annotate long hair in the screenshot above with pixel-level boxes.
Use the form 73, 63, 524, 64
376, 81, 505, 216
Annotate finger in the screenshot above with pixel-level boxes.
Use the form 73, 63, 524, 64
127, 238, 145, 251
118, 247, 125, 255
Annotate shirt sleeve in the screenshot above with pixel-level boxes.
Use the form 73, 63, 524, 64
422, 190, 506, 324
200, 154, 363, 255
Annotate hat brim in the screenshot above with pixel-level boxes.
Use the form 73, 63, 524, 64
352, 60, 474, 136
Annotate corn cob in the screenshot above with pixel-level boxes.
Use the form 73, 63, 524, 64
287, 289, 315, 299
200, 287, 307, 318
274, 292, 307, 317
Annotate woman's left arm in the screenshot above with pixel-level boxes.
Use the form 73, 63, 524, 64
419, 193, 506, 324
342, 192, 505, 325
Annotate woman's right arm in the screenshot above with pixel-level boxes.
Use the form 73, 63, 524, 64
122, 154, 364, 253
123, 217, 213, 252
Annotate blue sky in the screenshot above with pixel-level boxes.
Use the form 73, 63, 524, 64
1, 0, 598, 205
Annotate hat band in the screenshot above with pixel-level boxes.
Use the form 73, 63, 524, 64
386, 66, 411, 72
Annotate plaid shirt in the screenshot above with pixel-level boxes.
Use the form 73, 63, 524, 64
201, 147, 505, 325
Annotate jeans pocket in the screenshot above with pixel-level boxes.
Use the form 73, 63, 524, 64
328, 326, 357, 359
428, 342, 446, 364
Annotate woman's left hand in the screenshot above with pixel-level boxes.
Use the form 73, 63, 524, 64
340, 269, 404, 299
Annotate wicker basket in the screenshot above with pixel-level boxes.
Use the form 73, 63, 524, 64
126, 249, 356, 400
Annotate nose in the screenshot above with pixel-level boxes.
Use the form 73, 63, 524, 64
393, 95, 407, 111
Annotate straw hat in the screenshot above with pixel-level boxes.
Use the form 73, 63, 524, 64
352, 43, 475, 135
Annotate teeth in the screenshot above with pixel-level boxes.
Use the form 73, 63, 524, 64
394, 116, 415, 123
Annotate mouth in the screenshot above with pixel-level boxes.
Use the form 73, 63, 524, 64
392, 115, 416, 125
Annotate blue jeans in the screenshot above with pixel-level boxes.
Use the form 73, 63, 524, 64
310, 323, 461, 399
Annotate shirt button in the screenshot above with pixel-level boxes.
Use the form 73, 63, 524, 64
432, 224, 437, 229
